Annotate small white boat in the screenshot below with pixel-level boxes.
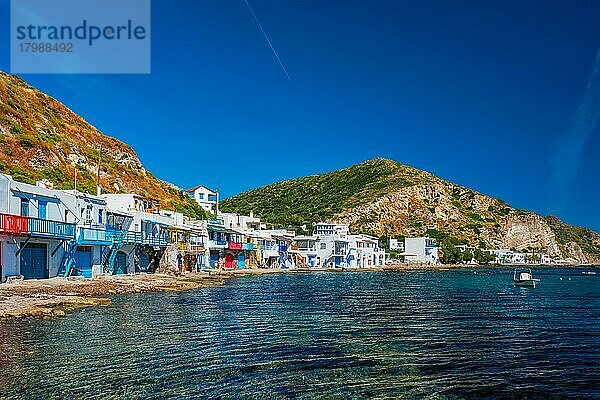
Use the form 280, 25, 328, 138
513, 268, 540, 288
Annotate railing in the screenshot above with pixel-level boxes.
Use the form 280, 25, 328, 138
143, 233, 169, 247
190, 245, 205, 252
278, 245, 288, 253
0, 213, 28, 235
209, 239, 227, 248
208, 217, 224, 226
228, 242, 243, 250
242, 243, 255, 250
118, 231, 141, 244
28, 217, 75, 239
78, 227, 113, 244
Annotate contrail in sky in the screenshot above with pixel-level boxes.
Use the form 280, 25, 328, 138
243, 0, 292, 81
548, 48, 600, 214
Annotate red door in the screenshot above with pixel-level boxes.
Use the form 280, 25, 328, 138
225, 253, 234, 269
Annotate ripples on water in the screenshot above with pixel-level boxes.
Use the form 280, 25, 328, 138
0, 268, 598, 399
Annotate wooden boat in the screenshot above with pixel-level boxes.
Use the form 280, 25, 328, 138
513, 268, 540, 287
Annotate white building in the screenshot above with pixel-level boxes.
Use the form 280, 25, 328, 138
102, 193, 172, 273
185, 185, 218, 213
404, 237, 440, 264
487, 249, 527, 264
348, 234, 384, 268
294, 223, 384, 268
388, 238, 404, 251
56, 189, 109, 278
0, 175, 76, 282
219, 211, 261, 231
313, 223, 349, 236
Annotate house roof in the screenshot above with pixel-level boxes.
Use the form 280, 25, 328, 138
184, 185, 216, 194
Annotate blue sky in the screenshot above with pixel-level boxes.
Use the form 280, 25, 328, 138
0, 1, 599, 231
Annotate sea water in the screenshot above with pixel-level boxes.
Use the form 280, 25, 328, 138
0, 268, 598, 399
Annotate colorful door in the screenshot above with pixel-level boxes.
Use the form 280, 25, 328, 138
210, 252, 219, 268
225, 253, 234, 269
75, 246, 93, 278
113, 251, 128, 275
238, 253, 245, 268
20, 243, 48, 279
138, 253, 150, 272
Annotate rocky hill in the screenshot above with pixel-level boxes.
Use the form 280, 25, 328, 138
0, 72, 204, 218
221, 158, 600, 263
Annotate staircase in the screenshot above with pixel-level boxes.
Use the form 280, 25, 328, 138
59, 240, 78, 277
102, 230, 126, 275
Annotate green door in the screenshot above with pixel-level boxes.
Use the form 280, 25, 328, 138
20, 243, 48, 279
114, 251, 128, 275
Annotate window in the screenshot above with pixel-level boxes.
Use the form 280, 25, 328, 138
38, 201, 47, 219
20, 198, 29, 217
85, 206, 92, 225
208, 194, 217, 202
98, 209, 103, 224
320, 243, 327, 250
198, 193, 204, 200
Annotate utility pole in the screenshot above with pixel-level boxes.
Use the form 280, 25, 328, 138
215, 187, 219, 216
96, 144, 102, 196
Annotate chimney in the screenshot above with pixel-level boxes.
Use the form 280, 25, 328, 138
250, 210, 254, 218
96, 185, 102, 197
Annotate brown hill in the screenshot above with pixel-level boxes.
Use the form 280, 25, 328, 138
0, 72, 204, 218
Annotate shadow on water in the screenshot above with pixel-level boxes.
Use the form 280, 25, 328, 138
0, 267, 598, 399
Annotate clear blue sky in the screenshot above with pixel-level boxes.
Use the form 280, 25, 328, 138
0, 1, 599, 231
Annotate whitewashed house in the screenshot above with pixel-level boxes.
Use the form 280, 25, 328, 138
404, 237, 440, 264
102, 194, 172, 273
0, 175, 76, 281
348, 234, 384, 267
185, 185, 218, 213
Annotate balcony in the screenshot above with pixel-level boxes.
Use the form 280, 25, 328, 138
208, 217, 224, 226
143, 233, 169, 247
209, 239, 227, 249
228, 242, 243, 250
78, 227, 113, 245
28, 217, 75, 240
0, 213, 28, 235
242, 243, 255, 250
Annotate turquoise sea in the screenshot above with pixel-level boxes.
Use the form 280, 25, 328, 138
0, 267, 598, 399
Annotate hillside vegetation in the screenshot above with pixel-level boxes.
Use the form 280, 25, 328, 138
222, 158, 600, 263
0, 72, 205, 219
221, 158, 438, 226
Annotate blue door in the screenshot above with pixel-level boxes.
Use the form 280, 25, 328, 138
138, 253, 150, 272
75, 246, 93, 278
238, 253, 245, 268
210, 251, 219, 268
114, 251, 127, 275
20, 243, 48, 279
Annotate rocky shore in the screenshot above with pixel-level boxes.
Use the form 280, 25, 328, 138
0, 273, 227, 321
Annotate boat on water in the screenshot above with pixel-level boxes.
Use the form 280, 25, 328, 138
513, 268, 540, 288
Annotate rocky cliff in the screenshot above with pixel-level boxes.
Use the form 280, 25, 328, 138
222, 158, 600, 263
